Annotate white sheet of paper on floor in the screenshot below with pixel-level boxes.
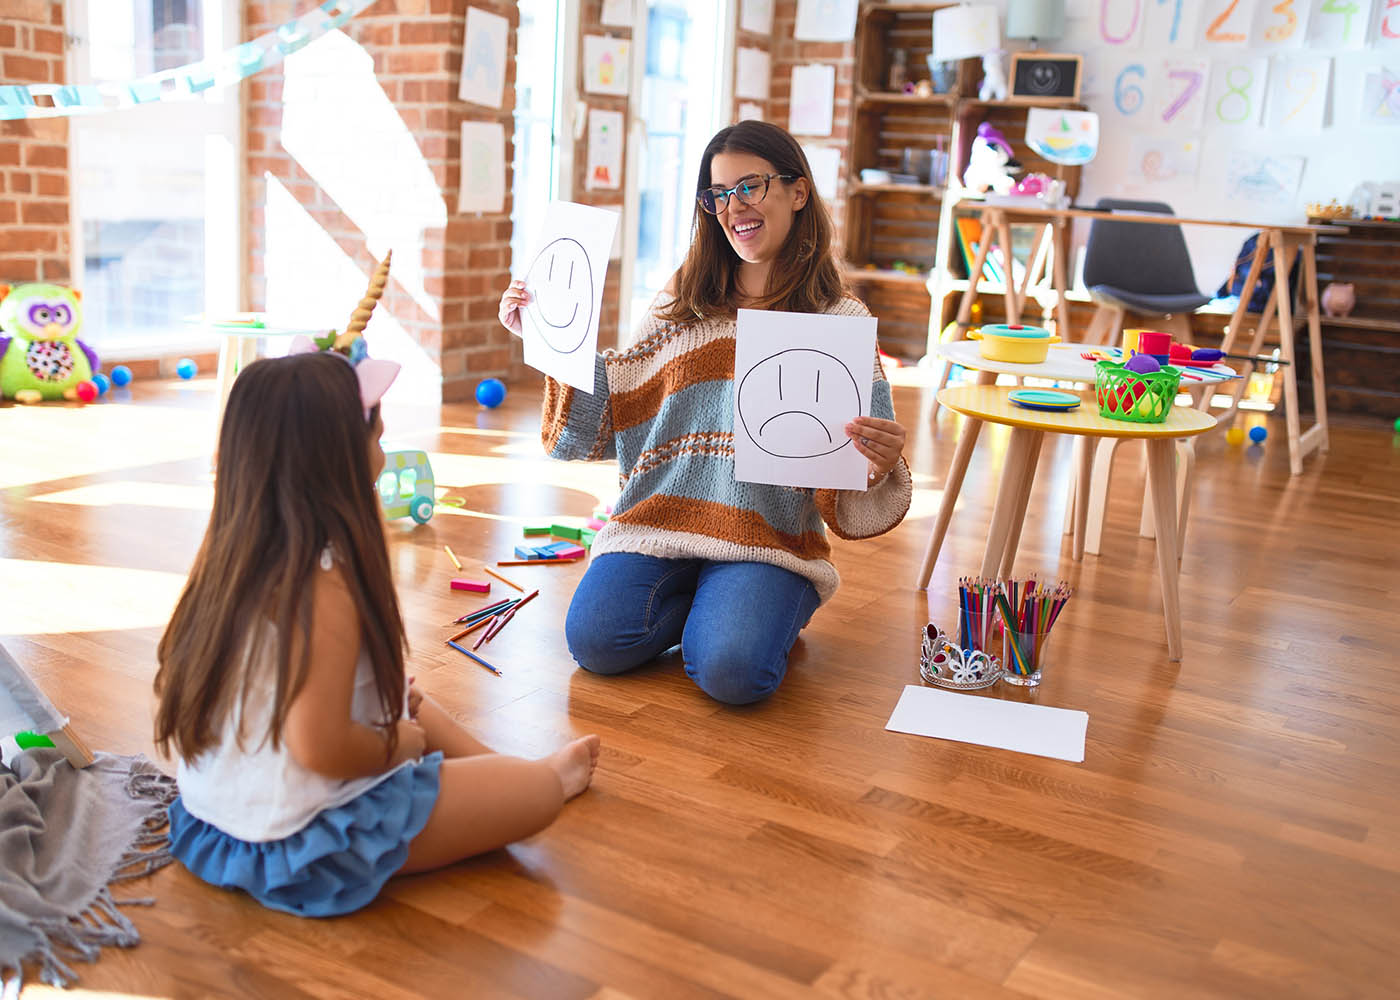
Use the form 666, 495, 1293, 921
733, 308, 875, 491
517, 201, 618, 393
885, 685, 1088, 762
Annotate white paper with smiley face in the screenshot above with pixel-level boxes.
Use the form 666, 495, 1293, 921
733, 308, 876, 491
518, 200, 618, 393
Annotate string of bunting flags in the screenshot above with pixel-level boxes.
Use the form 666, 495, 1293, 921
0, 0, 380, 122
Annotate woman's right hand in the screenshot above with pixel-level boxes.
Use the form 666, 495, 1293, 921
498, 279, 530, 338
389, 718, 428, 766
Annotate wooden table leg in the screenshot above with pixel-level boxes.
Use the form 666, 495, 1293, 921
1199, 231, 1269, 414
1051, 218, 1073, 341
1300, 237, 1330, 457
1272, 234, 1305, 476
1084, 436, 1124, 556
1145, 437, 1184, 661
980, 427, 1036, 579
999, 430, 1044, 578
932, 214, 997, 418
994, 210, 1021, 324
1073, 434, 1094, 561
916, 416, 984, 589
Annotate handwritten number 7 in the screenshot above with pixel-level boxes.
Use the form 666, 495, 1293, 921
1162, 68, 1203, 121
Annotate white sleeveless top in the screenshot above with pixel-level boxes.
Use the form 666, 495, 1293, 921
175, 553, 408, 842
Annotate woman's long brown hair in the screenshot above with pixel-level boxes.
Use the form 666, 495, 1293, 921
154, 351, 404, 760
660, 120, 849, 323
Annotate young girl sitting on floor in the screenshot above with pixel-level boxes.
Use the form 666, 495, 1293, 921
153, 306, 599, 917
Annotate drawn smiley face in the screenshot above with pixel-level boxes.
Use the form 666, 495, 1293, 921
736, 348, 861, 459
523, 237, 593, 354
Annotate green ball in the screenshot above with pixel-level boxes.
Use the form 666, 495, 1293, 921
1394, 417, 1400, 434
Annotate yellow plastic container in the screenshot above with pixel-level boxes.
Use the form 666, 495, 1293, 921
968, 324, 1060, 364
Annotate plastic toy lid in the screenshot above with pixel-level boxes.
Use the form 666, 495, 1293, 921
1009, 389, 1081, 411
979, 323, 1052, 339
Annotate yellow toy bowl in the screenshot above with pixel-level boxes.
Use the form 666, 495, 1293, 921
968, 324, 1060, 364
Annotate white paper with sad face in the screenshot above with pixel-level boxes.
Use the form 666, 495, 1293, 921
733, 308, 876, 491
518, 201, 619, 393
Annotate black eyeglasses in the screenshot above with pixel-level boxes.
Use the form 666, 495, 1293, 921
697, 172, 797, 215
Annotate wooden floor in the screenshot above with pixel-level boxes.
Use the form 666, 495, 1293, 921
3, 373, 1398, 999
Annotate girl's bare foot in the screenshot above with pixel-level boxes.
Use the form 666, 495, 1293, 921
549, 735, 601, 800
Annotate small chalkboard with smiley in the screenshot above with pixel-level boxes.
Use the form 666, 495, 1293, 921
1006, 53, 1081, 103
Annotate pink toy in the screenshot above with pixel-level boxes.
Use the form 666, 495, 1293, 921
1321, 282, 1355, 317
450, 579, 491, 593
552, 544, 586, 560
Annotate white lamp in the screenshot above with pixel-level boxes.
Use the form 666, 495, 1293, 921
1005, 0, 1066, 49
931, 5, 1001, 63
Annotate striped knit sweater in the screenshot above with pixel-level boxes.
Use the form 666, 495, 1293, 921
540, 295, 913, 604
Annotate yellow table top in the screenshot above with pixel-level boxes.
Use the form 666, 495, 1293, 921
937, 385, 1217, 439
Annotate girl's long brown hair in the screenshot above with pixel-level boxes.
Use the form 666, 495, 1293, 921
660, 120, 849, 323
154, 351, 405, 760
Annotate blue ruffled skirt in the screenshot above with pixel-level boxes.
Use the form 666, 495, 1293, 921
169, 752, 443, 917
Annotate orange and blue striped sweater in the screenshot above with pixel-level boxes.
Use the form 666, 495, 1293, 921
540, 295, 913, 603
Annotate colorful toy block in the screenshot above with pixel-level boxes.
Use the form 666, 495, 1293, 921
580, 528, 597, 548
552, 544, 586, 560
449, 579, 490, 593
514, 545, 542, 560
550, 524, 582, 540
523, 525, 551, 536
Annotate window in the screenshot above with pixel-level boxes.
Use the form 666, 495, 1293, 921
510, 0, 564, 271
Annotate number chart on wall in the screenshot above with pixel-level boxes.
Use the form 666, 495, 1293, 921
1069, 0, 1397, 203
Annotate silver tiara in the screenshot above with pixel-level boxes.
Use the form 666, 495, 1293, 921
919, 624, 1002, 690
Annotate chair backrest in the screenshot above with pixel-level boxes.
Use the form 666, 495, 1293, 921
1082, 198, 1200, 296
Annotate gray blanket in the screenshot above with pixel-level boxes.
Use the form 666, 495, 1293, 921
0, 747, 176, 991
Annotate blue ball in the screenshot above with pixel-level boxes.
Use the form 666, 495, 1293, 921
1248, 425, 1267, 444
109, 365, 132, 387
475, 377, 506, 408
91, 372, 111, 396
176, 358, 198, 380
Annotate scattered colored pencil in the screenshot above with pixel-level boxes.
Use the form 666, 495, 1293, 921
496, 557, 584, 567
483, 566, 525, 592
443, 545, 463, 571
452, 597, 515, 624
446, 640, 502, 676
478, 588, 539, 648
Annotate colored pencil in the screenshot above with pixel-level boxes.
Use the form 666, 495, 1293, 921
446, 640, 501, 676
495, 557, 584, 566
451, 597, 516, 624
446, 614, 498, 643
483, 566, 525, 592
443, 545, 463, 571
479, 588, 539, 647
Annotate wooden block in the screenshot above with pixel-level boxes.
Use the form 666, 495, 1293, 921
552, 544, 586, 559
580, 528, 596, 548
450, 579, 490, 593
522, 525, 551, 536
513, 545, 539, 560
550, 523, 582, 539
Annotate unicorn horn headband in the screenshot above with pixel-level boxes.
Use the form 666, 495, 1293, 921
288, 250, 400, 417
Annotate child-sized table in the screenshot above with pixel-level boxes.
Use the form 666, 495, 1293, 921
935, 385, 1215, 661
206, 317, 327, 431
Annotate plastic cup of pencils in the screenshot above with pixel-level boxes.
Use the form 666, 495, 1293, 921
1000, 626, 1050, 687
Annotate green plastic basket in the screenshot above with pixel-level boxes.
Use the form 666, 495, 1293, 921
1094, 360, 1182, 423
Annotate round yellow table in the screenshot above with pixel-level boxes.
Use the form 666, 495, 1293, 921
937, 385, 1216, 661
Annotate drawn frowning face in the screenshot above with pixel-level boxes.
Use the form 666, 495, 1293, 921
736, 348, 860, 459
523, 237, 593, 354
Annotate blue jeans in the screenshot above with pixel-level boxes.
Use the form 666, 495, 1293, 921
565, 553, 821, 705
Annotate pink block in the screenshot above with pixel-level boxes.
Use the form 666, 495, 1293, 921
551, 545, 586, 560
586, 518, 605, 530
450, 578, 491, 593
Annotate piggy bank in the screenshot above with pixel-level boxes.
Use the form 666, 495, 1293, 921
1321, 282, 1355, 318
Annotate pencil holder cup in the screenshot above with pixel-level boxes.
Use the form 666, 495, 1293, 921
920, 624, 1003, 690
1000, 626, 1051, 687
1095, 360, 1181, 423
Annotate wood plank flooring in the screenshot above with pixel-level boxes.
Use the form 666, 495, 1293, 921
3, 373, 1398, 999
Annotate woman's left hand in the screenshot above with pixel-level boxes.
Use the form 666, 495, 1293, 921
845, 416, 906, 484
406, 677, 423, 719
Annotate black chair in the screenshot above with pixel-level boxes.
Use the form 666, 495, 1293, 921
1081, 198, 1211, 345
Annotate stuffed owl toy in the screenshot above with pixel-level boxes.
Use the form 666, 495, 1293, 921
0, 283, 99, 402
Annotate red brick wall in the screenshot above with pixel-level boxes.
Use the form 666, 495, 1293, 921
573, 1, 628, 346
0, 1, 71, 287
244, 0, 519, 403
768, 0, 855, 249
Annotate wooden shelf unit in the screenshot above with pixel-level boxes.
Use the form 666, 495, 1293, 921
1295, 216, 1400, 419
844, 2, 976, 360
